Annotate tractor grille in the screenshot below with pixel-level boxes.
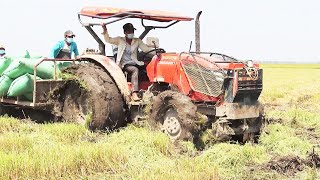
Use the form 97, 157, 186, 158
181, 56, 226, 97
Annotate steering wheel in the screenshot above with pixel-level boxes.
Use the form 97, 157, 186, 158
142, 48, 166, 61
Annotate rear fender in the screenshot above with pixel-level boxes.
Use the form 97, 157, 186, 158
78, 55, 130, 104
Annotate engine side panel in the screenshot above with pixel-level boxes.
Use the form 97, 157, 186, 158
147, 53, 192, 94
147, 53, 223, 102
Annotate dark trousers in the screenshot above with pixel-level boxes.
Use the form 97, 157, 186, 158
123, 65, 139, 92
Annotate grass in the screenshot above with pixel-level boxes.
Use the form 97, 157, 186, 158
259, 123, 313, 157
59, 72, 88, 90
0, 120, 219, 179
0, 64, 320, 179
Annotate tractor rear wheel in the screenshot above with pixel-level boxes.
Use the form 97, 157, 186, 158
56, 63, 127, 131
149, 90, 199, 141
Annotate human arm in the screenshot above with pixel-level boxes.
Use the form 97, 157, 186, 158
50, 42, 63, 58
138, 39, 154, 54
73, 42, 79, 58
131, 39, 155, 66
101, 24, 121, 45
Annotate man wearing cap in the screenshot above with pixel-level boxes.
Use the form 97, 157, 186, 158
50, 30, 79, 59
101, 23, 154, 101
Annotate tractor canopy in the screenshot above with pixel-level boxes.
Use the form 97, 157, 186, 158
78, 6, 194, 55
79, 6, 193, 22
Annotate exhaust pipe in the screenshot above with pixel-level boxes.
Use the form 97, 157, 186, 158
195, 11, 202, 53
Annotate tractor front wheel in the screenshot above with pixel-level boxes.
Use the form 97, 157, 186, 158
149, 90, 199, 141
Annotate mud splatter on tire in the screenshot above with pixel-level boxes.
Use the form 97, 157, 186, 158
149, 90, 199, 141
54, 63, 127, 131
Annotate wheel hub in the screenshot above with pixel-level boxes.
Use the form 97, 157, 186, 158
161, 108, 182, 140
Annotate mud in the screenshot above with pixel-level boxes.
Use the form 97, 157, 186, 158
264, 117, 283, 124
264, 156, 305, 175
296, 128, 320, 145
149, 90, 199, 141
254, 151, 320, 176
306, 150, 320, 168
52, 63, 127, 131
0, 103, 56, 123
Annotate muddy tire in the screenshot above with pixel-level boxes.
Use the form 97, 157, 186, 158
149, 90, 199, 141
56, 63, 127, 131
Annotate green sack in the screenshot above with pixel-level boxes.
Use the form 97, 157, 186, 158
21, 59, 56, 79
24, 50, 31, 58
58, 62, 72, 71
0, 57, 13, 75
3, 59, 32, 79
7, 73, 41, 97
0, 75, 14, 96
3, 58, 56, 79
10, 50, 32, 59
24, 92, 33, 101
24, 50, 43, 59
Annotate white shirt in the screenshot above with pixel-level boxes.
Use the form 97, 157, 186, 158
121, 44, 136, 66
102, 29, 155, 68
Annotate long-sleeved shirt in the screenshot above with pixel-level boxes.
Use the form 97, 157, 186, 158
50, 40, 79, 58
102, 29, 153, 68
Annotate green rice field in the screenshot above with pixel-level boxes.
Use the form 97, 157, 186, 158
0, 64, 320, 179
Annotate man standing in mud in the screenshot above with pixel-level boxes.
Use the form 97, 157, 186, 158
101, 23, 154, 101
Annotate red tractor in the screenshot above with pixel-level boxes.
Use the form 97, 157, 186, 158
0, 7, 264, 142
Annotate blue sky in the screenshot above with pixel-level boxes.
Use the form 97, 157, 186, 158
1, 0, 319, 62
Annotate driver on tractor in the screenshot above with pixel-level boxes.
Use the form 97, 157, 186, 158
101, 23, 154, 101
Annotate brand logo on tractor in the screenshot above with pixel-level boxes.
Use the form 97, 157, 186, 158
162, 56, 177, 60
159, 61, 175, 65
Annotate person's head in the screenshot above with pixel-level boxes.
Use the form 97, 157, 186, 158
123, 23, 136, 39
0, 44, 5, 57
64, 30, 75, 44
